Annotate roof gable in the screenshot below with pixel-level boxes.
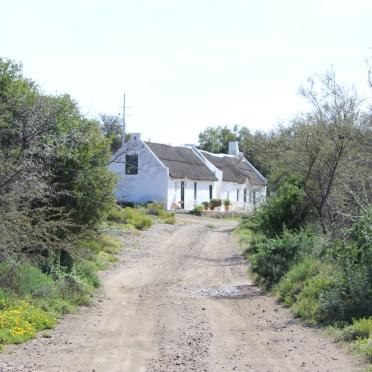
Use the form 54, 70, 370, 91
145, 142, 217, 181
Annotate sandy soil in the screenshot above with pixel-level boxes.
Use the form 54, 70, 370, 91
0, 215, 363, 372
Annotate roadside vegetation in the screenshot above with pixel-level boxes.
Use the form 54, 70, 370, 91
231, 73, 372, 364
0, 58, 176, 350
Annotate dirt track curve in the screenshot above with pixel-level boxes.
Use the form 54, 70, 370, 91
0, 215, 362, 372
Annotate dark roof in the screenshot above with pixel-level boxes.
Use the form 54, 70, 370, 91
201, 151, 267, 186
145, 142, 218, 181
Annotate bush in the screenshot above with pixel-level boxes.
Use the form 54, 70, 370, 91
0, 260, 57, 298
73, 260, 100, 289
146, 202, 164, 216
106, 206, 129, 224
341, 318, 372, 341
318, 265, 372, 323
162, 213, 176, 225
249, 229, 314, 288
354, 338, 372, 363
250, 175, 306, 237
107, 206, 152, 230
292, 275, 335, 324
276, 257, 321, 307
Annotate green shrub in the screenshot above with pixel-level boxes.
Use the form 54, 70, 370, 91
74, 260, 100, 288
292, 275, 335, 324
0, 260, 57, 298
128, 213, 152, 230
318, 265, 372, 323
250, 175, 306, 237
249, 229, 314, 288
106, 206, 129, 224
162, 214, 176, 225
353, 338, 372, 363
276, 257, 321, 307
146, 202, 164, 216
341, 318, 372, 341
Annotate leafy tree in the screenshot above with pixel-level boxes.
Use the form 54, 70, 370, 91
198, 125, 237, 153
99, 114, 122, 153
0, 58, 116, 262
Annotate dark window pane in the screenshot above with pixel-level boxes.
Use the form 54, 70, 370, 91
125, 154, 138, 175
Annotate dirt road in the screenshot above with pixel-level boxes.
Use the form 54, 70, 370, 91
0, 215, 362, 371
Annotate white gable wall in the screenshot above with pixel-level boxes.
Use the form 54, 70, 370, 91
109, 138, 168, 205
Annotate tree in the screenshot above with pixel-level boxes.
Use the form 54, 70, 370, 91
198, 125, 237, 153
0, 58, 116, 262
99, 114, 122, 153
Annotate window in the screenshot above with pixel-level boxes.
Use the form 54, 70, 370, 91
125, 154, 138, 175
209, 185, 213, 200
237, 189, 239, 201
194, 182, 197, 200
249, 190, 252, 203
244, 188, 247, 202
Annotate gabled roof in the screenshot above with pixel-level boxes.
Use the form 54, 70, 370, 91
200, 151, 267, 186
145, 142, 218, 181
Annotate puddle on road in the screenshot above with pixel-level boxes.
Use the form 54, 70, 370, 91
192, 285, 262, 300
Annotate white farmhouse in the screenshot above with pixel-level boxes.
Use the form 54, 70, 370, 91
109, 133, 266, 211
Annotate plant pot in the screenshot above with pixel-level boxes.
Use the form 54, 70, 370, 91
224, 205, 230, 211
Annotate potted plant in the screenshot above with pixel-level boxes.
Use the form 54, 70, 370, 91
202, 201, 209, 211
210, 198, 222, 211
223, 199, 231, 211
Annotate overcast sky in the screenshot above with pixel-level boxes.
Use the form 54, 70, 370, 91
1, 0, 371, 144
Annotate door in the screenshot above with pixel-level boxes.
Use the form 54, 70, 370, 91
181, 181, 185, 209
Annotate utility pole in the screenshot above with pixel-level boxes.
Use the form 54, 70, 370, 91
122, 93, 126, 145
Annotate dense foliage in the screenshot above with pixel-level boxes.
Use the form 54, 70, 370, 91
233, 72, 372, 363
0, 58, 125, 348
0, 58, 116, 263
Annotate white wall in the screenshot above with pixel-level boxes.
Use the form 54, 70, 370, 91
167, 178, 217, 210
109, 138, 169, 206
221, 181, 266, 210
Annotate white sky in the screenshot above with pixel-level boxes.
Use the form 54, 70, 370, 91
1, 0, 371, 145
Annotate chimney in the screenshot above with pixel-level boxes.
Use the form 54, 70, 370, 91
228, 141, 239, 156
129, 133, 141, 141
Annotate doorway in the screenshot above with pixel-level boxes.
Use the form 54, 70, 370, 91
181, 181, 185, 209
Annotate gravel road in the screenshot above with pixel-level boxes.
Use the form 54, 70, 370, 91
0, 215, 363, 371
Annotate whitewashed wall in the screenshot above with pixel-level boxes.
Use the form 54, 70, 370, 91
167, 178, 217, 210
109, 138, 168, 205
